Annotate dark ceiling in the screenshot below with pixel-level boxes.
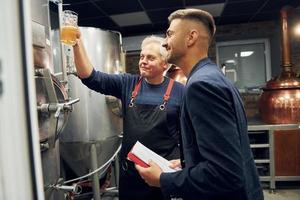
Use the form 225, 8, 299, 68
62, 0, 300, 37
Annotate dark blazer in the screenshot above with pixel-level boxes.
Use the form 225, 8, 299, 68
160, 58, 264, 200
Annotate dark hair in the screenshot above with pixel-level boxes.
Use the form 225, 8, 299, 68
168, 8, 216, 39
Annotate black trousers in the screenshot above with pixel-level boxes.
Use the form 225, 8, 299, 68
118, 160, 165, 200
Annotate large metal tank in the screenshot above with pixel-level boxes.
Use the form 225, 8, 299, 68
31, 0, 70, 199
57, 27, 123, 179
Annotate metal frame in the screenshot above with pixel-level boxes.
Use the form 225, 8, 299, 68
216, 38, 272, 92
248, 123, 300, 191
0, 0, 45, 199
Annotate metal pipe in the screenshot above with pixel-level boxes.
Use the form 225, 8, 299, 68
54, 184, 80, 194
280, 8, 292, 70
104, 187, 119, 194
90, 143, 101, 200
37, 98, 80, 117
110, 30, 126, 73
114, 155, 120, 190
58, 1, 69, 91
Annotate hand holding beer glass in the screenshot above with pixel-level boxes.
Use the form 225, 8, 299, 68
60, 10, 78, 46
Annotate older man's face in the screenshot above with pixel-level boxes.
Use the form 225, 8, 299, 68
138, 43, 167, 81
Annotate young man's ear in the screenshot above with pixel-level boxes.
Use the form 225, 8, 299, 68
187, 29, 198, 47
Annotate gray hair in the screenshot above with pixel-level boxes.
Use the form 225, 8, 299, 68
141, 35, 167, 60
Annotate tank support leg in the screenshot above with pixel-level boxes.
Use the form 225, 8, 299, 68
90, 143, 101, 200
114, 155, 120, 190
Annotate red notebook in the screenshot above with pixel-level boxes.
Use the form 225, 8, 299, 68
127, 151, 150, 168
127, 141, 179, 172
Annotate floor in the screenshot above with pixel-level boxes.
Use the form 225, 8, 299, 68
100, 189, 300, 200
263, 189, 300, 200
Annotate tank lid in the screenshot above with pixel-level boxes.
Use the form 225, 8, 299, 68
263, 72, 300, 90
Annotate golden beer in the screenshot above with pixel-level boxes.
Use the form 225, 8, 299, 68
60, 26, 78, 45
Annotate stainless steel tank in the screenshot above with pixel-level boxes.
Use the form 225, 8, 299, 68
56, 27, 123, 178
31, 0, 69, 199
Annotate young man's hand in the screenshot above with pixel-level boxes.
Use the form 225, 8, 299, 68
135, 160, 163, 187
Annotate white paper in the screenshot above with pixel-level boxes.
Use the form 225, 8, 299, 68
131, 141, 180, 173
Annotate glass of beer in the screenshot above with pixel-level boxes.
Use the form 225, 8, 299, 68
60, 10, 78, 46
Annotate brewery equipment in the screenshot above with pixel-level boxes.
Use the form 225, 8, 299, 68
31, 0, 125, 198
166, 65, 187, 85
55, 27, 124, 198
258, 6, 300, 179
259, 7, 300, 124
31, 0, 72, 199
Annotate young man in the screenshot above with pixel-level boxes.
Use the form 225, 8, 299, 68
136, 9, 264, 200
72, 34, 184, 200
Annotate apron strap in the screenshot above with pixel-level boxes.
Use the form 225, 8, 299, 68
163, 79, 174, 102
131, 77, 143, 99
129, 77, 175, 109
160, 79, 175, 110
129, 77, 142, 107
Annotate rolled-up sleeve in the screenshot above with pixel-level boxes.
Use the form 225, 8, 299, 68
81, 68, 124, 98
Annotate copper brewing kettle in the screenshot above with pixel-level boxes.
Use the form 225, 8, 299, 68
259, 7, 300, 124
166, 65, 187, 85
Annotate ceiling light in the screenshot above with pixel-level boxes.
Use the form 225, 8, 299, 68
111, 12, 151, 27
294, 24, 300, 36
240, 51, 254, 57
225, 60, 235, 64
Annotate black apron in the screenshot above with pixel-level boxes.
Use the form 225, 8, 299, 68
119, 78, 180, 200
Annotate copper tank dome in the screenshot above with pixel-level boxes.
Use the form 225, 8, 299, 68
259, 7, 300, 124
166, 65, 187, 85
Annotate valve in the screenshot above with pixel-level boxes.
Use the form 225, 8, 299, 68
37, 98, 80, 117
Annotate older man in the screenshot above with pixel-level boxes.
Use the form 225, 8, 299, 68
72, 34, 184, 200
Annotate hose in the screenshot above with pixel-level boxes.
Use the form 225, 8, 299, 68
63, 143, 122, 184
